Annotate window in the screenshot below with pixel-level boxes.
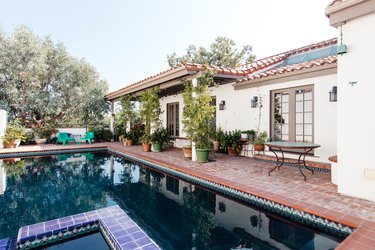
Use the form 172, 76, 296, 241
167, 102, 179, 137
271, 85, 314, 143
166, 176, 179, 195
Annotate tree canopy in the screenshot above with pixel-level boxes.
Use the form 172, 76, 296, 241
0, 26, 109, 127
167, 36, 255, 68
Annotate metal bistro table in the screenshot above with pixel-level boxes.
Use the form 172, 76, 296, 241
265, 141, 321, 181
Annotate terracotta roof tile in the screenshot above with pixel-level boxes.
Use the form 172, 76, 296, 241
107, 38, 337, 99
237, 55, 337, 82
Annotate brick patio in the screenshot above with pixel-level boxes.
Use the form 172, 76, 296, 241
1, 142, 375, 249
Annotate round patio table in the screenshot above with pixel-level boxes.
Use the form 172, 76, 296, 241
265, 141, 321, 181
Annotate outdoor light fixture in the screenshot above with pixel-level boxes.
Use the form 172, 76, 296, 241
337, 24, 347, 55
251, 96, 258, 108
329, 86, 337, 102
219, 100, 225, 110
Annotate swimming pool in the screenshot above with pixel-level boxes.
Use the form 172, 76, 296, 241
0, 152, 344, 249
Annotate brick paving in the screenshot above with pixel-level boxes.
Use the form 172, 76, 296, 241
1, 142, 375, 249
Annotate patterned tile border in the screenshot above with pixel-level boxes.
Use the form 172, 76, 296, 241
15, 205, 160, 250
0, 237, 16, 250
108, 148, 352, 237
0, 147, 107, 159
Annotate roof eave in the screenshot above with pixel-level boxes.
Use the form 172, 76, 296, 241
233, 63, 337, 89
326, 0, 375, 27
105, 65, 190, 101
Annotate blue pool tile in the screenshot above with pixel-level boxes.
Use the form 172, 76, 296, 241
73, 217, 88, 224
112, 229, 128, 238
16, 205, 160, 250
58, 216, 73, 223
29, 223, 44, 231
108, 224, 123, 232
44, 219, 59, 227
72, 213, 85, 219
126, 226, 140, 234
131, 231, 146, 240
117, 235, 133, 245
142, 244, 160, 250
120, 241, 139, 250
135, 237, 152, 247
29, 228, 44, 235
59, 221, 74, 227
45, 224, 60, 232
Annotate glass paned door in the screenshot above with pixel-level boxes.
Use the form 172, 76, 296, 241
274, 92, 289, 141
167, 102, 179, 137
295, 89, 313, 143
272, 85, 313, 144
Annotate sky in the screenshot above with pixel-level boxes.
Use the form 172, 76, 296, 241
0, 0, 337, 92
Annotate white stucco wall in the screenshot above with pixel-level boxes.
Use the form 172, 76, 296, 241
160, 73, 337, 163
336, 13, 375, 201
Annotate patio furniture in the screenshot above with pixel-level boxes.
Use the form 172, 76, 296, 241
79, 132, 95, 144
265, 141, 321, 181
55, 132, 76, 145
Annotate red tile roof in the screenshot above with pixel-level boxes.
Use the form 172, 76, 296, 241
237, 55, 337, 83
106, 38, 337, 100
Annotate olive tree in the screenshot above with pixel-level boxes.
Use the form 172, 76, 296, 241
0, 26, 109, 127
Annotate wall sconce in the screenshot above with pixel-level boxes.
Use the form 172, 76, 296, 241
219, 100, 225, 110
251, 96, 258, 108
329, 86, 337, 102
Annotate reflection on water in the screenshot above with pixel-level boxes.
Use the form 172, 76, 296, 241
0, 153, 343, 250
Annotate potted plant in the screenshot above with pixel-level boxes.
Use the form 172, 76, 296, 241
139, 87, 161, 152
117, 94, 136, 143
33, 123, 57, 144
182, 71, 216, 163
211, 127, 224, 152
182, 144, 192, 158
253, 131, 268, 152
241, 130, 256, 140
222, 130, 241, 156
195, 137, 213, 162
150, 127, 168, 152
241, 130, 249, 139
2, 120, 27, 148
120, 131, 134, 146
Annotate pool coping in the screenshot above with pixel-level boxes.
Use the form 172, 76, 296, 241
16, 205, 160, 250
1, 144, 375, 249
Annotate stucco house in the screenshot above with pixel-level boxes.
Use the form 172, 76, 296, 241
107, 38, 338, 162
106, 0, 375, 202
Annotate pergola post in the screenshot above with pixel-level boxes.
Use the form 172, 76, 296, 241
191, 78, 197, 162
110, 101, 115, 141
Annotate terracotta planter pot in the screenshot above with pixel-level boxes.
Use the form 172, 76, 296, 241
4, 140, 15, 148
35, 138, 47, 145
227, 147, 238, 156
143, 143, 151, 152
254, 144, 265, 152
183, 147, 192, 159
127, 139, 133, 146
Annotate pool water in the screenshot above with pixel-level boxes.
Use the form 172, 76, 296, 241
0, 152, 344, 249
43, 232, 110, 250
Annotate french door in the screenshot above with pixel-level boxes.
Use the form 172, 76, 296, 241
167, 102, 179, 137
271, 85, 314, 143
